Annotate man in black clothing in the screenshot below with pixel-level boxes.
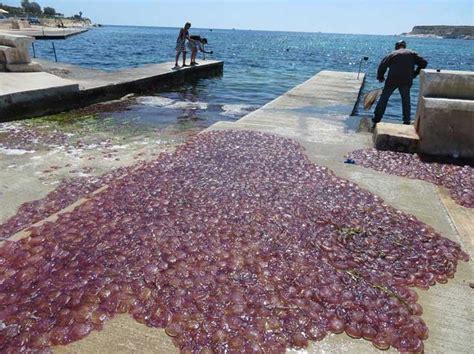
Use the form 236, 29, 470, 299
373, 40, 428, 127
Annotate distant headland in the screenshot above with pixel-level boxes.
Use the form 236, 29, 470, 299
402, 26, 474, 40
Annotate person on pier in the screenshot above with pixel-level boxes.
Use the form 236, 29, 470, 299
187, 36, 213, 65
373, 40, 428, 128
174, 22, 191, 69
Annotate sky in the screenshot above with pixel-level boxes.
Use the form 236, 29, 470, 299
6, 0, 474, 34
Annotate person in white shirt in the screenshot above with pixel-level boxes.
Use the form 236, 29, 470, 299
187, 36, 213, 66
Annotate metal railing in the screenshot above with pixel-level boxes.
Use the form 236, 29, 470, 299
31, 41, 58, 62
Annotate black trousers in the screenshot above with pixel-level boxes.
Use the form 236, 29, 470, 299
373, 84, 412, 124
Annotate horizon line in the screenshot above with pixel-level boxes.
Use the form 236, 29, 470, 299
99, 24, 412, 37
96, 23, 472, 37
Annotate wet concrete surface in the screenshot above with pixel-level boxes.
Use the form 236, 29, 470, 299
206, 70, 473, 354
0, 96, 200, 223
37, 59, 224, 90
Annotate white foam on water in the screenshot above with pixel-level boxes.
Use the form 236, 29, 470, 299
137, 96, 208, 110
168, 101, 208, 110
136, 96, 175, 107
0, 147, 35, 155
220, 104, 255, 117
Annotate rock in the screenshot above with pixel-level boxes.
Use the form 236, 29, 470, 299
407, 25, 474, 40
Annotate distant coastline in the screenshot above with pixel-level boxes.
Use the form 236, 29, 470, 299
0, 2, 94, 28
402, 25, 474, 40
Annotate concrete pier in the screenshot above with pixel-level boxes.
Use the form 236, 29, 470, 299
0, 72, 79, 106
2, 27, 89, 39
0, 60, 224, 121
1, 70, 472, 353
204, 70, 473, 354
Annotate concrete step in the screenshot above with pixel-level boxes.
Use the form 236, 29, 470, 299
0, 33, 34, 48
0, 44, 30, 65
0, 45, 17, 53
6, 61, 42, 72
0, 33, 33, 65
373, 122, 419, 153
416, 97, 474, 158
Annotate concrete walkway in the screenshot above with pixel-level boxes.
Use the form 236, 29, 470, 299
45, 70, 473, 353
37, 59, 223, 90
2, 27, 88, 39
205, 70, 474, 353
1, 69, 472, 353
0, 60, 224, 121
0, 72, 79, 105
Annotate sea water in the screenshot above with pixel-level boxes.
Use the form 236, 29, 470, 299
31, 26, 474, 125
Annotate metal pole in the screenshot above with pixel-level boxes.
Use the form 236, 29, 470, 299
357, 56, 369, 80
31, 42, 36, 58
357, 58, 363, 80
52, 42, 58, 62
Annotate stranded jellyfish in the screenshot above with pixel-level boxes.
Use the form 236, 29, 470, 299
0, 131, 468, 352
347, 148, 473, 208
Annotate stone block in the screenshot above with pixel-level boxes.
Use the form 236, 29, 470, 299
0, 33, 34, 49
10, 20, 31, 30
417, 97, 474, 158
0, 45, 32, 65
6, 62, 42, 72
419, 69, 474, 100
0, 44, 16, 58
0, 48, 6, 67
373, 122, 419, 153
10, 20, 20, 30
0, 34, 35, 66
0, 22, 11, 30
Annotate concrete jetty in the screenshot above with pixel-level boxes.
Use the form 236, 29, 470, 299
0, 72, 79, 106
204, 71, 472, 354
0, 60, 224, 121
0, 70, 472, 353
2, 27, 89, 39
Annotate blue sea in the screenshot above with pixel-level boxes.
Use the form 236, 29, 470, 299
31, 26, 474, 127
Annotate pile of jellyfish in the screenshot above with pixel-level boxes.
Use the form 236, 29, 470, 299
0, 131, 469, 353
0, 168, 130, 240
0, 123, 70, 151
347, 149, 473, 208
